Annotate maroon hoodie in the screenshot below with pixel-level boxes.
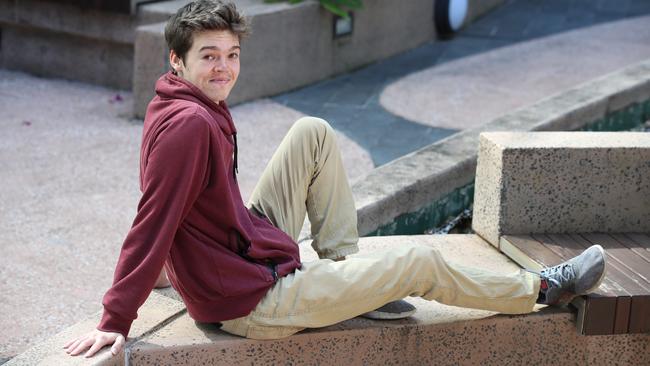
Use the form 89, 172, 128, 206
98, 72, 301, 337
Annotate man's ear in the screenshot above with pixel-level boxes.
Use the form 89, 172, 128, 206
169, 50, 184, 74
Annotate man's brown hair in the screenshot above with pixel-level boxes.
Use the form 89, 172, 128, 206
165, 0, 250, 60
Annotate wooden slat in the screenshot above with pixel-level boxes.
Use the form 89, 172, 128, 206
613, 234, 650, 261
568, 234, 650, 293
582, 296, 619, 335
580, 233, 650, 286
532, 234, 585, 261
612, 233, 650, 257
614, 297, 632, 334
629, 297, 650, 333
623, 233, 650, 253
570, 234, 650, 333
500, 235, 562, 271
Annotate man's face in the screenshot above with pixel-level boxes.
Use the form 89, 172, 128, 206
170, 30, 241, 103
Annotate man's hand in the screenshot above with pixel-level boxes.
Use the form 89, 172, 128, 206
63, 329, 125, 358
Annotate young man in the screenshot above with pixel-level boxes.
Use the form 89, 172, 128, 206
64, 0, 607, 358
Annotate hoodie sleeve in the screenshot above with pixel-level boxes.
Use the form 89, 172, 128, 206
97, 110, 211, 337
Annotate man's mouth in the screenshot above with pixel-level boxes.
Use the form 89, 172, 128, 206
210, 78, 230, 85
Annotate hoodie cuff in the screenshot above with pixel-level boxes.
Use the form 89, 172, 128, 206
97, 308, 132, 338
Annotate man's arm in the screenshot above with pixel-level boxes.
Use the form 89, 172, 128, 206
64, 112, 211, 357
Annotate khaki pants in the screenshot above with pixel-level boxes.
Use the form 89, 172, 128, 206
221, 117, 540, 340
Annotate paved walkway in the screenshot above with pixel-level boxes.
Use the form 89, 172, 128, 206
274, 0, 650, 165
2, 0, 650, 361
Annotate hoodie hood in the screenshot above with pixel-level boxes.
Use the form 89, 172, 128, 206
154, 71, 237, 136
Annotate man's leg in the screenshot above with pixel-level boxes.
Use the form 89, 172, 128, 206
222, 244, 541, 339
246, 116, 414, 318
248, 116, 358, 259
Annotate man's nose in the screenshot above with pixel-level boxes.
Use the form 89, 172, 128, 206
213, 57, 227, 70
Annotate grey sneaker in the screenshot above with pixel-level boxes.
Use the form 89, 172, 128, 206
537, 244, 607, 306
360, 300, 416, 320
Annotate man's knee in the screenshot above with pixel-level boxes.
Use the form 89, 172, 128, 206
394, 244, 440, 264
291, 117, 335, 141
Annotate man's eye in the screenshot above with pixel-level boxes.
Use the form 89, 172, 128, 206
229, 53, 239, 59
204, 55, 215, 61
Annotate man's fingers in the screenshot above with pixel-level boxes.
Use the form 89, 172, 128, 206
84, 337, 110, 358
69, 338, 95, 356
111, 335, 126, 355
64, 338, 83, 353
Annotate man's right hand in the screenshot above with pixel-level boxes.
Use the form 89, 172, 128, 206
63, 329, 125, 358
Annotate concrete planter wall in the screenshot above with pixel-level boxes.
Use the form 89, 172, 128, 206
355, 59, 650, 237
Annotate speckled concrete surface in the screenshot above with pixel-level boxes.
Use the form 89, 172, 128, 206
126, 235, 650, 365
0, 69, 373, 360
354, 59, 650, 237
380, 15, 650, 130
127, 310, 650, 365
4, 292, 184, 366
473, 132, 650, 246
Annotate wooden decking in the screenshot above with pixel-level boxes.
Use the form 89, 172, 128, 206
500, 233, 650, 335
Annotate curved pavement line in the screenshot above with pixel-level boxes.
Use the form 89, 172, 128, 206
381, 15, 650, 130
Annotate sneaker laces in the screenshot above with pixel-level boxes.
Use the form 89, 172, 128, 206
540, 263, 575, 288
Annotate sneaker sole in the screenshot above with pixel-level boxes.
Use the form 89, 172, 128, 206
359, 308, 417, 320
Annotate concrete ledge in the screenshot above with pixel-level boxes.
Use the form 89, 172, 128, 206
126, 308, 650, 365
5, 292, 185, 366
473, 132, 650, 246
14, 235, 650, 364
353, 59, 650, 236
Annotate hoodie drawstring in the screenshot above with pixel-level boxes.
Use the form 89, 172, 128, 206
233, 133, 239, 179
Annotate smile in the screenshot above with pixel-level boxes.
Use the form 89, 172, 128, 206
210, 78, 230, 85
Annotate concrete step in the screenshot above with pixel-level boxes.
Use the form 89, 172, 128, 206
0, 0, 171, 89
8, 235, 650, 365
132, 0, 439, 117
0, 0, 500, 117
